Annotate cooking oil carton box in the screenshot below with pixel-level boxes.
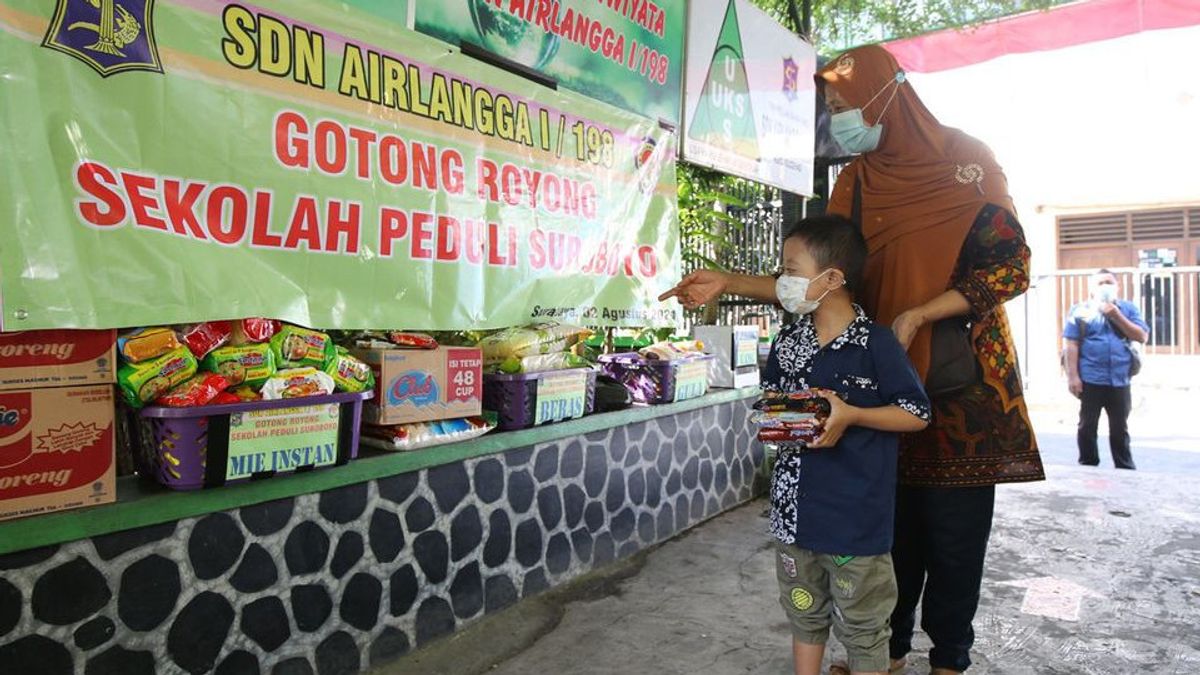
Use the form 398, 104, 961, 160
0, 385, 116, 521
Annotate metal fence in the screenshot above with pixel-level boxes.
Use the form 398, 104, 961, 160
680, 178, 786, 332
1037, 267, 1200, 356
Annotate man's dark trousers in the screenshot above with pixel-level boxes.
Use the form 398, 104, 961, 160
1078, 382, 1135, 469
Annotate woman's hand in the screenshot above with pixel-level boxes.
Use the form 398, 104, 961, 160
808, 389, 858, 449
658, 270, 730, 310
891, 307, 929, 350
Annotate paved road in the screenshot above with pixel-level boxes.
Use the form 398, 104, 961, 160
382, 401, 1200, 675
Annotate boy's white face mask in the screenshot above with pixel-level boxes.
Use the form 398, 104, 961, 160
776, 269, 839, 315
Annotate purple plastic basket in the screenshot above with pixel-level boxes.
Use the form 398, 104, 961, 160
598, 353, 714, 404
483, 368, 597, 430
132, 391, 372, 491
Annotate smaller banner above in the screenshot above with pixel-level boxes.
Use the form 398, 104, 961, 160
683, 0, 815, 196
414, 0, 685, 127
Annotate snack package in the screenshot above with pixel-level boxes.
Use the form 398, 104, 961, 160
362, 415, 496, 452
179, 321, 233, 360
117, 347, 198, 407
387, 332, 438, 349
751, 390, 833, 447
351, 331, 439, 350
639, 339, 705, 361
231, 318, 281, 345
260, 368, 335, 400
117, 327, 183, 363
477, 323, 593, 365
156, 372, 230, 407
203, 344, 276, 388
325, 347, 375, 393
211, 391, 242, 405
270, 325, 336, 369
753, 391, 833, 416
758, 426, 822, 444
492, 352, 590, 374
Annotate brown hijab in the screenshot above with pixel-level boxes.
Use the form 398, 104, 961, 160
817, 44, 1014, 380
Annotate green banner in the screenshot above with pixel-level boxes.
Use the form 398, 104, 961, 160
415, 0, 684, 127
0, 0, 680, 331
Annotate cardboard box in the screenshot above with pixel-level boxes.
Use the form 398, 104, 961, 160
0, 385, 116, 522
692, 325, 761, 389
0, 329, 116, 391
353, 346, 483, 425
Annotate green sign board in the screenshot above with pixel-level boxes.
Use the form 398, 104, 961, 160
414, 0, 684, 127
0, 0, 680, 331
226, 403, 341, 480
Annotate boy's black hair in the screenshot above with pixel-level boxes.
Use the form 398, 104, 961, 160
782, 214, 867, 293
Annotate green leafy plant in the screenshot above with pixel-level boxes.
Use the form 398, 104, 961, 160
678, 163, 748, 272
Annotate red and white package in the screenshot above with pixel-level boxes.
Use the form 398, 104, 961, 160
155, 373, 230, 407
231, 318, 281, 345
388, 332, 438, 349
179, 321, 232, 359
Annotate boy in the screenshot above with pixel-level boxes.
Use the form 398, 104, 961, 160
761, 215, 931, 675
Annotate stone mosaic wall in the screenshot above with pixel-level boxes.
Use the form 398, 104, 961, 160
0, 400, 763, 675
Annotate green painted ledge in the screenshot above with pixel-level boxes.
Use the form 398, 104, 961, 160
0, 389, 759, 556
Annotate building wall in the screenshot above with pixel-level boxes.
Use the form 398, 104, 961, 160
0, 400, 763, 675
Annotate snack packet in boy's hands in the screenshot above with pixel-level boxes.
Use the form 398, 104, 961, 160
117, 347, 198, 407
753, 390, 832, 416
751, 390, 833, 446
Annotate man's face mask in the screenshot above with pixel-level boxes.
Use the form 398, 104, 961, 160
1093, 282, 1117, 304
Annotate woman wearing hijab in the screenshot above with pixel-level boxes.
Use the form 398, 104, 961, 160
661, 44, 1044, 673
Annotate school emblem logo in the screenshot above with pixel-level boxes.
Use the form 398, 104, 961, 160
782, 57, 799, 102
42, 0, 163, 77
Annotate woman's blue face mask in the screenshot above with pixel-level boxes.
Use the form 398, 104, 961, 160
830, 108, 883, 155
827, 72, 905, 155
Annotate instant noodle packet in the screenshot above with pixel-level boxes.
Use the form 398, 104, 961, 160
156, 372, 230, 407
117, 347, 198, 407
324, 347, 375, 393
270, 325, 336, 369
260, 368, 335, 400
231, 318, 281, 345
203, 344, 276, 388
179, 321, 232, 360
118, 327, 182, 363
